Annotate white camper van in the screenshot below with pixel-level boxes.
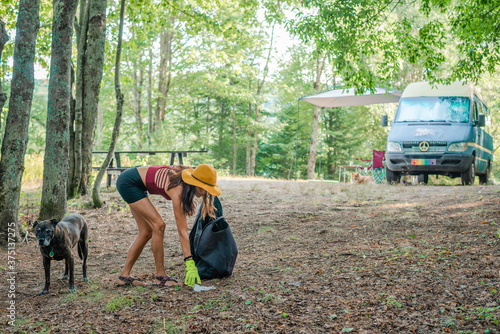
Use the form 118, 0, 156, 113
382, 81, 493, 185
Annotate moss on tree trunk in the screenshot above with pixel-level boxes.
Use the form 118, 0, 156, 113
0, 0, 40, 245
39, 0, 78, 221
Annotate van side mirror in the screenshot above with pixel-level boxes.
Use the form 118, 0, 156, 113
381, 115, 388, 127
477, 114, 486, 127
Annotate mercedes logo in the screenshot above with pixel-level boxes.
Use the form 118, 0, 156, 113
419, 141, 430, 152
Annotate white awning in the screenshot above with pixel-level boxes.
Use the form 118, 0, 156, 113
300, 87, 401, 108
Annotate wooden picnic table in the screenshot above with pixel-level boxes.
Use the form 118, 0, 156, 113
92, 150, 207, 186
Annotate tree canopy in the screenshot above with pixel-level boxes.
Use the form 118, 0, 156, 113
1, 0, 499, 181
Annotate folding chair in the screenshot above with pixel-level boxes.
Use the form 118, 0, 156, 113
371, 150, 386, 184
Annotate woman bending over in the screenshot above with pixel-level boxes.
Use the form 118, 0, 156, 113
115, 164, 221, 287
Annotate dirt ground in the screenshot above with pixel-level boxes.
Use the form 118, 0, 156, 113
1, 178, 500, 333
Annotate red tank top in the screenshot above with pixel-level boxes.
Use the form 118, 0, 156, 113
145, 166, 175, 200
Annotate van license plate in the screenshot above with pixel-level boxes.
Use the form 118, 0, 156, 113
411, 159, 436, 166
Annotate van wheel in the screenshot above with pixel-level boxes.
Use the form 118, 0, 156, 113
386, 167, 401, 184
479, 162, 490, 185
417, 174, 428, 184
461, 159, 475, 185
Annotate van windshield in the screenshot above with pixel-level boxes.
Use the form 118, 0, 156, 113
396, 97, 470, 123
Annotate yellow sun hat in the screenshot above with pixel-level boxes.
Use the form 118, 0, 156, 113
181, 164, 222, 196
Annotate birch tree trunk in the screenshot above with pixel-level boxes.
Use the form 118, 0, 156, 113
92, 0, 125, 208
39, 0, 78, 220
0, 0, 40, 245
306, 52, 326, 180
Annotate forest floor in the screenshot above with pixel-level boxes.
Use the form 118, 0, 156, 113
1, 178, 500, 333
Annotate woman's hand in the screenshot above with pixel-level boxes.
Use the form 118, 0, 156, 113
185, 260, 201, 287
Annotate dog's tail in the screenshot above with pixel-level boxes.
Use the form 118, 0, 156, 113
78, 222, 88, 260
78, 242, 83, 260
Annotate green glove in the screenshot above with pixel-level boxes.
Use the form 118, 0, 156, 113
184, 260, 201, 287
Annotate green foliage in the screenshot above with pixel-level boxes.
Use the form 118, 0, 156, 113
104, 295, 141, 312
3, 0, 500, 184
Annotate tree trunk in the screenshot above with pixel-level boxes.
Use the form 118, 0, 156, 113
79, 0, 107, 195
92, 0, 125, 208
132, 52, 143, 147
162, 25, 174, 123
95, 106, 103, 149
232, 104, 237, 174
249, 104, 260, 176
307, 105, 320, 179
39, 0, 78, 220
147, 48, 153, 139
69, 0, 89, 198
218, 102, 224, 161
68, 62, 76, 196
306, 52, 326, 180
0, 0, 40, 245
249, 23, 274, 176
0, 20, 9, 132
325, 109, 335, 178
246, 101, 252, 175
155, 29, 168, 125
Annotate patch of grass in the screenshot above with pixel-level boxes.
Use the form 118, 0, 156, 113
104, 295, 141, 312
259, 293, 275, 303
87, 290, 105, 303
258, 226, 275, 233
386, 295, 403, 308
149, 317, 186, 334
190, 292, 233, 313
67, 197, 88, 210
13, 316, 55, 333
456, 305, 500, 325
249, 184, 260, 192
403, 211, 419, 219
59, 292, 83, 303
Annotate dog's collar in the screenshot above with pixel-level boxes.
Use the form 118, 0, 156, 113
48, 237, 60, 258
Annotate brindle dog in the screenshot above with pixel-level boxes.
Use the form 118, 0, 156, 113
33, 214, 88, 295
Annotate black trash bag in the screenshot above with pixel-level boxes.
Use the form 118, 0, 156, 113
189, 197, 238, 279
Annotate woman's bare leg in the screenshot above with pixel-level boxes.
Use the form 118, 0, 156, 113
119, 206, 152, 272
118, 197, 181, 286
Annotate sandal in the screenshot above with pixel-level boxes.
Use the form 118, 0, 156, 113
116, 276, 146, 287
154, 275, 182, 287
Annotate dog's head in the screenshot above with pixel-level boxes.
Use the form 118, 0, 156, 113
33, 219, 58, 246
351, 172, 360, 183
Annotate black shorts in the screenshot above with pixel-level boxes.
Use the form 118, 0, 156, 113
116, 167, 148, 204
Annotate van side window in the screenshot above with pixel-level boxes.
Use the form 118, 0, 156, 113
481, 101, 492, 132
472, 98, 478, 121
